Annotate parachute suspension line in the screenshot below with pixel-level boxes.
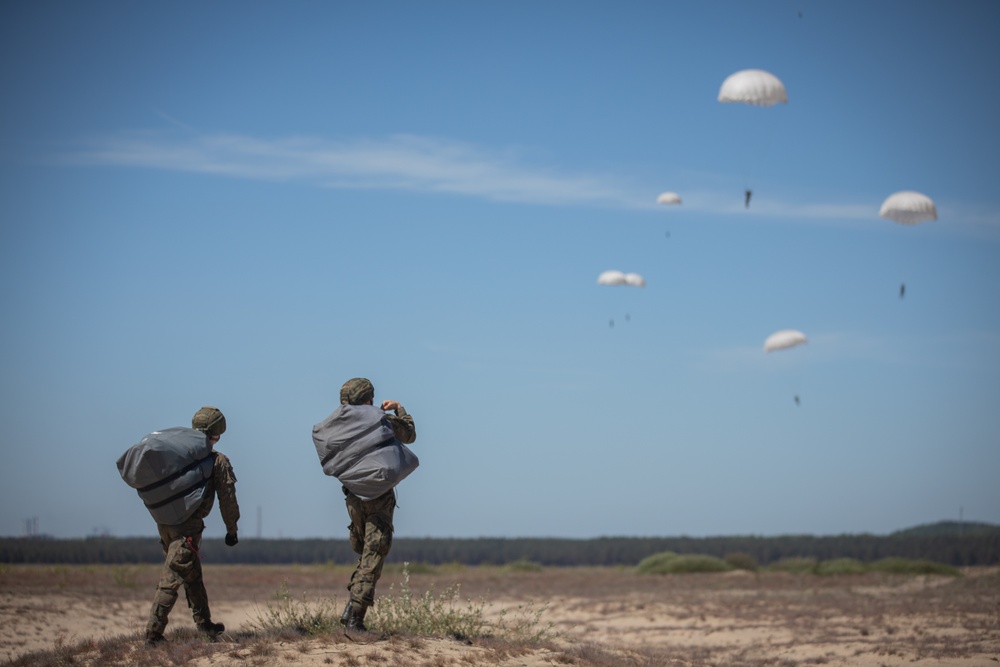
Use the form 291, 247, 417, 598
740, 106, 785, 207
597, 270, 645, 330
879, 191, 937, 301
764, 329, 808, 405
717, 69, 788, 210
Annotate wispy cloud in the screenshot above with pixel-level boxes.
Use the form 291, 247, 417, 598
55, 130, 1000, 233
59, 131, 649, 209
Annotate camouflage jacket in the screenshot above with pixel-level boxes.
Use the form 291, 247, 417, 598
386, 406, 416, 445
166, 451, 240, 535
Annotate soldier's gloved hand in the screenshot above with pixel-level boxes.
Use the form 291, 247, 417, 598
225, 532, 238, 547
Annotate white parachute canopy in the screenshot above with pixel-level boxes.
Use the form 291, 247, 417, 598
718, 69, 788, 107
624, 272, 646, 287
879, 191, 937, 225
597, 270, 627, 286
764, 329, 808, 352
597, 270, 645, 287
657, 192, 682, 205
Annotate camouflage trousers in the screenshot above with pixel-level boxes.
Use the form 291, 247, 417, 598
146, 522, 211, 638
344, 486, 396, 609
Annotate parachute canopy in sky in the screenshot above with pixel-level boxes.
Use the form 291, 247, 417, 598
879, 191, 938, 225
718, 69, 788, 107
597, 270, 626, 286
764, 329, 808, 352
657, 192, 682, 205
624, 272, 646, 287
597, 270, 645, 287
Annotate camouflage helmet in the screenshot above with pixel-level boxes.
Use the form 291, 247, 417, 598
192, 406, 227, 437
340, 378, 375, 405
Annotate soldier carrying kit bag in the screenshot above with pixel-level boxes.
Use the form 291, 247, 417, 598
117, 427, 215, 526
312, 403, 419, 501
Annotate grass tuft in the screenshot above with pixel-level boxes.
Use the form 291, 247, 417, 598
248, 581, 343, 636
368, 562, 489, 638
370, 562, 553, 641
245, 563, 553, 644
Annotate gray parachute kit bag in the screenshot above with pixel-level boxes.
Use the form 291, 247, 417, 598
117, 427, 214, 526
312, 404, 419, 500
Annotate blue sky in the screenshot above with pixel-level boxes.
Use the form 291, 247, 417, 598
1, 1, 998, 541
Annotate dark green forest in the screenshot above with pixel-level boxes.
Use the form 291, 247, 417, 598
2, 522, 998, 567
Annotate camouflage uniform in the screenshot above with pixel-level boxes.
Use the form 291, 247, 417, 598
146, 445, 239, 642
343, 406, 416, 610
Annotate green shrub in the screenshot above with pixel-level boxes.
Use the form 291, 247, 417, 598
765, 557, 818, 574
667, 555, 733, 574
815, 558, 867, 575
504, 559, 544, 573
724, 552, 759, 572
635, 551, 679, 574
637, 552, 731, 575
869, 557, 960, 576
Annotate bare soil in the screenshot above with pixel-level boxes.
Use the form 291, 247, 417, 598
1, 563, 998, 666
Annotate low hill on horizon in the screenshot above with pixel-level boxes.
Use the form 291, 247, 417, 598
891, 520, 1000, 538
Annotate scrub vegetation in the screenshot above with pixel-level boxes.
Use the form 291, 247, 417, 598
249, 563, 552, 642
1, 561, 996, 667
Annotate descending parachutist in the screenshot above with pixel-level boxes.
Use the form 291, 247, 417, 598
609, 319, 614, 329
625, 314, 630, 322
794, 395, 800, 406
899, 283, 906, 299
745, 189, 752, 209
880, 191, 937, 224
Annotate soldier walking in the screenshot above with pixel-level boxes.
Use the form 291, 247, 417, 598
312, 378, 418, 632
121, 406, 241, 646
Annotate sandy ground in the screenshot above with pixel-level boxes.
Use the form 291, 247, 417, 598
1, 563, 998, 666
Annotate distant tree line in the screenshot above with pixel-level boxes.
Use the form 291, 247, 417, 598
2, 532, 997, 567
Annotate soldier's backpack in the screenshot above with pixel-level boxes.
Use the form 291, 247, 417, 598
312, 404, 419, 501
117, 427, 215, 526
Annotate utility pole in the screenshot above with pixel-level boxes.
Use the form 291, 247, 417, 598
257, 506, 262, 539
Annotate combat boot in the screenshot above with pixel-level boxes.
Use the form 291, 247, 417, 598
342, 603, 368, 632
145, 632, 166, 647
197, 621, 225, 640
